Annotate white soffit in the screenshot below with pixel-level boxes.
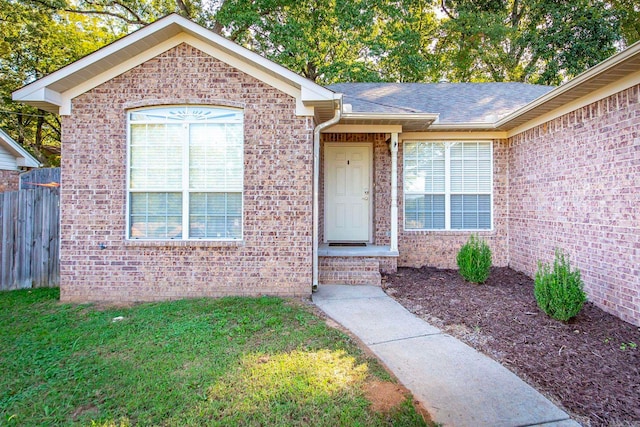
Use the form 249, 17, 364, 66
12, 14, 337, 116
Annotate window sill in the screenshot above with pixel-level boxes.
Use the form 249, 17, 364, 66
403, 229, 495, 235
124, 239, 244, 248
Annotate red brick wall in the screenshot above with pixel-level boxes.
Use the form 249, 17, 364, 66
509, 85, 640, 326
398, 139, 510, 269
60, 44, 314, 302
0, 169, 20, 192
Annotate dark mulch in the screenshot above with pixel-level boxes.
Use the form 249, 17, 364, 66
382, 267, 640, 427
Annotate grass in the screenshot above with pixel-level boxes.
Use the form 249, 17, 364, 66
0, 288, 430, 426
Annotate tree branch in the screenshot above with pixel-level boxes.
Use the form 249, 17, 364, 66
440, 0, 455, 19
522, 53, 540, 81
175, 0, 193, 18
44, 117, 61, 138
63, 7, 148, 26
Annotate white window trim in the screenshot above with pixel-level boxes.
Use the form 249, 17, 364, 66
126, 105, 244, 241
403, 140, 494, 232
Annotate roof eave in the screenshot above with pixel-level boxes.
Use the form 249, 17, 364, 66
427, 123, 498, 131
496, 39, 640, 130
339, 112, 440, 132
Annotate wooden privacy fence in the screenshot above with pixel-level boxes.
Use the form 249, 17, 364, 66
20, 167, 61, 190
0, 187, 60, 290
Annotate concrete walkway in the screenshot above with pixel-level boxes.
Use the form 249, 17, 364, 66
313, 285, 580, 427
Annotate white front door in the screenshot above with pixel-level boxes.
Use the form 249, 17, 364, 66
325, 143, 371, 242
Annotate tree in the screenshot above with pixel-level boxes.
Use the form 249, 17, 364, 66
0, 0, 119, 165
370, 0, 440, 82
213, 0, 442, 83
607, 0, 640, 46
435, 0, 622, 84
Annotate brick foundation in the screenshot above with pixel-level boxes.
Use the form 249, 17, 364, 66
319, 257, 383, 286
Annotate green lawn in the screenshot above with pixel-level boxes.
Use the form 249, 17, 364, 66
0, 288, 430, 426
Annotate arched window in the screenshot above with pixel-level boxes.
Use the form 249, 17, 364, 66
128, 106, 243, 240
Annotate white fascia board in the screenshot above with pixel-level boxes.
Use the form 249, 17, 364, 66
400, 131, 508, 140
323, 124, 403, 133
185, 35, 322, 116
58, 36, 184, 115
175, 17, 335, 103
13, 87, 63, 110
300, 85, 338, 103
427, 123, 498, 131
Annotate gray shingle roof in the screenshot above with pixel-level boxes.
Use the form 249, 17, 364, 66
326, 82, 555, 124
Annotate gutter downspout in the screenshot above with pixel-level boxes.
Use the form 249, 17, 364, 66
312, 102, 342, 292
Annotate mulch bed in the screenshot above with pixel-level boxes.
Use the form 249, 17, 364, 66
382, 267, 640, 427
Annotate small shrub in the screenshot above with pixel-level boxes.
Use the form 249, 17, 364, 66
534, 249, 587, 321
456, 234, 492, 284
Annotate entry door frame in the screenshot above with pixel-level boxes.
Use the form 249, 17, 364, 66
323, 142, 374, 243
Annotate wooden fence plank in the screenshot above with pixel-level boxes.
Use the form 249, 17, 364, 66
0, 187, 60, 291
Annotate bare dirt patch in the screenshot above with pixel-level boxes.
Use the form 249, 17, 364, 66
383, 266, 640, 427
364, 379, 408, 412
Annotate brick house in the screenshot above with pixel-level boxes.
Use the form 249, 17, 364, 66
12, 14, 640, 326
0, 128, 40, 192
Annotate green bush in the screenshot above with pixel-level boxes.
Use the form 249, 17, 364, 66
456, 234, 492, 284
534, 249, 587, 321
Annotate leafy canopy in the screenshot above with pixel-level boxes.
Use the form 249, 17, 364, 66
1, 0, 636, 164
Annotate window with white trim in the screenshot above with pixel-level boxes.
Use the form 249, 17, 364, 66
128, 106, 243, 240
404, 141, 492, 230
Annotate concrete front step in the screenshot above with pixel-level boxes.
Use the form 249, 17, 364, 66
319, 257, 382, 286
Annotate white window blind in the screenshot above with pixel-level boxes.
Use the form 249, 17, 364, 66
404, 141, 492, 230
128, 106, 243, 240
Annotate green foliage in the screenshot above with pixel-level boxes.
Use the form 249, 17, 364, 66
0, 0, 119, 165
534, 249, 587, 321
608, 0, 640, 46
0, 288, 431, 426
436, 0, 622, 84
456, 234, 492, 284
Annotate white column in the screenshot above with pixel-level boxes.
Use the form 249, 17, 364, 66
390, 132, 399, 253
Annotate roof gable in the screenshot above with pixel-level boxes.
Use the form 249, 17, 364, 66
12, 14, 338, 116
0, 129, 40, 169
